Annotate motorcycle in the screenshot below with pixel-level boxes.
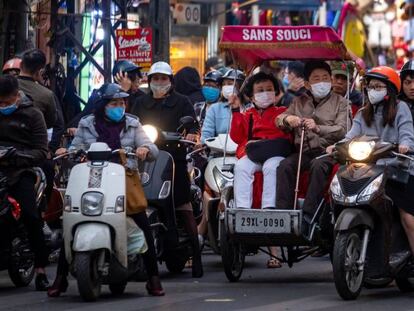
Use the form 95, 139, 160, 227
196, 134, 237, 254
140, 117, 203, 273
0, 147, 46, 287
330, 136, 414, 300
62, 143, 147, 301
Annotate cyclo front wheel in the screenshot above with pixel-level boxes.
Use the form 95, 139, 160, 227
220, 189, 245, 282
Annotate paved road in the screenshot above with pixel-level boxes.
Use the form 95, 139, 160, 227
0, 249, 413, 311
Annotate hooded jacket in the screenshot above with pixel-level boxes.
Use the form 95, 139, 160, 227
0, 93, 48, 184
174, 67, 205, 105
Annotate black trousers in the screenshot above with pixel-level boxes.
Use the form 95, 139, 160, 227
9, 173, 48, 268
56, 212, 159, 278
40, 159, 54, 212
129, 212, 159, 277
276, 149, 335, 217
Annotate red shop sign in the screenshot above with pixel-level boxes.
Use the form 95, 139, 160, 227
115, 28, 152, 73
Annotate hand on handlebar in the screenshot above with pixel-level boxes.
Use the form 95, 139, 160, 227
185, 133, 199, 143
55, 148, 67, 156
135, 146, 150, 161
399, 145, 410, 154
66, 128, 77, 136
326, 145, 335, 154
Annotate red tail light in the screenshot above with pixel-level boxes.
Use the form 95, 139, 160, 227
7, 196, 21, 220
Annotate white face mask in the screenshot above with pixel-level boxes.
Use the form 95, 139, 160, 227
253, 91, 275, 109
222, 85, 236, 99
368, 89, 387, 105
310, 82, 332, 99
150, 82, 171, 98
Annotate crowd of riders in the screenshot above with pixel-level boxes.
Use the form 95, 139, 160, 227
2, 47, 414, 297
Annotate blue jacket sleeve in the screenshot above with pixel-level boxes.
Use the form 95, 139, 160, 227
201, 105, 216, 143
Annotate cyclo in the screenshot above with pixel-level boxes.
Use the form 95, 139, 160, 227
216, 25, 360, 281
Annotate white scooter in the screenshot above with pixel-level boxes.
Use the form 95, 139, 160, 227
63, 143, 147, 302
201, 134, 237, 253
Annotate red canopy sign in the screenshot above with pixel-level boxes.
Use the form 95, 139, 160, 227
115, 28, 152, 73
219, 26, 352, 71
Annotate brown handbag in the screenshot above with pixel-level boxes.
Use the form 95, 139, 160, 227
119, 151, 148, 215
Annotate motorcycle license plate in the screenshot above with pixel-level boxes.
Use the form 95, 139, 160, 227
234, 211, 291, 234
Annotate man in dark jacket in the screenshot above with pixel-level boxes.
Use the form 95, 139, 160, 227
0, 75, 49, 290
18, 49, 65, 213
174, 67, 205, 105
131, 61, 203, 278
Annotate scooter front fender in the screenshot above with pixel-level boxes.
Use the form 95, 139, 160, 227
72, 223, 112, 252
334, 208, 374, 232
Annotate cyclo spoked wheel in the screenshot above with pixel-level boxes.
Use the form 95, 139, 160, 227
220, 218, 245, 282
333, 229, 365, 300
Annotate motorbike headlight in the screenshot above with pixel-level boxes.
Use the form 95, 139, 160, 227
142, 125, 158, 143
330, 174, 344, 201
63, 195, 72, 212
81, 192, 104, 216
348, 141, 375, 161
357, 175, 383, 203
213, 166, 232, 192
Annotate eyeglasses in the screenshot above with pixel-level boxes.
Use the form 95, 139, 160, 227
366, 85, 387, 91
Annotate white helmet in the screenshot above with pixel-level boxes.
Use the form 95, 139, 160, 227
148, 61, 173, 77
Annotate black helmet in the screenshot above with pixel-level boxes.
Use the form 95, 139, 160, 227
401, 60, 414, 78
112, 60, 142, 79
204, 70, 223, 83
96, 83, 129, 102
220, 69, 245, 83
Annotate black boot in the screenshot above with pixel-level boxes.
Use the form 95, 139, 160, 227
190, 237, 203, 278
35, 273, 50, 291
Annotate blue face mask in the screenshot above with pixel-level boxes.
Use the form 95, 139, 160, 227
105, 107, 125, 122
202, 86, 220, 103
0, 103, 18, 116
282, 76, 289, 89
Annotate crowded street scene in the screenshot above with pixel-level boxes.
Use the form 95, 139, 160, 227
2, 0, 414, 310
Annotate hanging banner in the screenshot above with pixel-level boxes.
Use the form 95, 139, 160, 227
115, 28, 153, 73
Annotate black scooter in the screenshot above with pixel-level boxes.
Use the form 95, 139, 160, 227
330, 136, 414, 300
0, 147, 45, 287
140, 117, 202, 273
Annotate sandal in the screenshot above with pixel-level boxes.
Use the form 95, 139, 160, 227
267, 258, 282, 269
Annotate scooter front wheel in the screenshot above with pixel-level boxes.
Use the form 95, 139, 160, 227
333, 229, 365, 300
74, 251, 102, 302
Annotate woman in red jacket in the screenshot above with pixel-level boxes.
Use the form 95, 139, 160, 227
230, 72, 292, 210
